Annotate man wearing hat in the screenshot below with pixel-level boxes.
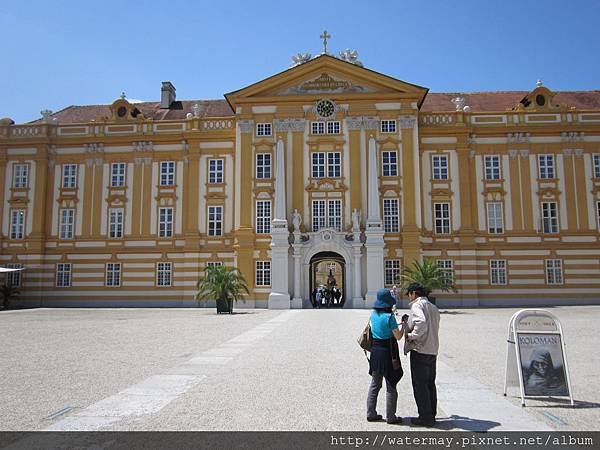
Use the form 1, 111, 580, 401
403, 282, 440, 428
366, 288, 405, 424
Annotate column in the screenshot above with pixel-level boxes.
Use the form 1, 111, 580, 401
292, 244, 302, 308
352, 242, 364, 308
184, 144, 201, 247
268, 135, 291, 309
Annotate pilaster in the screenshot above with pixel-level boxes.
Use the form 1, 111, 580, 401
399, 114, 420, 265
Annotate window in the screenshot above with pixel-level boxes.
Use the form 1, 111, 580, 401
255, 261, 271, 286
208, 159, 223, 184
256, 200, 271, 234
206, 261, 223, 268
10, 209, 25, 240
160, 161, 175, 186
437, 260, 454, 284
106, 263, 121, 287
158, 207, 173, 238
327, 152, 341, 178
328, 199, 342, 231
311, 122, 325, 135
56, 263, 72, 287
434, 203, 451, 234
312, 152, 325, 178
487, 202, 504, 234
109, 208, 124, 238
545, 259, 563, 285
326, 262, 336, 272
110, 163, 126, 187
256, 123, 272, 136
327, 121, 340, 134
312, 152, 341, 178
59, 209, 74, 239
13, 164, 29, 188
256, 154, 271, 179
382, 151, 398, 177
484, 156, 501, 180
490, 260, 507, 285
538, 155, 555, 179
208, 206, 223, 236
541, 202, 558, 233
156, 262, 172, 287
312, 200, 326, 231
62, 164, 77, 188
380, 120, 396, 133
594, 154, 600, 179
384, 260, 401, 286
383, 199, 400, 233
432, 155, 448, 180
6, 264, 22, 287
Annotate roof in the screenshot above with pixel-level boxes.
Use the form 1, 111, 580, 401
421, 91, 600, 112
26, 91, 600, 124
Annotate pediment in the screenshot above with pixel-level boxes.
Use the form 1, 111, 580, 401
225, 54, 428, 110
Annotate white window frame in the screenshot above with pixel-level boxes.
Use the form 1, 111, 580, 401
256, 200, 271, 234
13, 164, 29, 189
160, 161, 175, 186
106, 263, 122, 287
255, 260, 271, 286
486, 202, 504, 234
327, 199, 342, 231
256, 123, 272, 137
311, 122, 325, 135
437, 259, 454, 284
538, 154, 555, 179
484, 155, 501, 180
541, 201, 559, 233
206, 261, 223, 268
208, 159, 224, 184
256, 153, 272, 179
156, 262, 172, 287
110, 162, 126, 187
158, 207, 174, 238
312, 152, 326, 178
384, 259, 401, 286
490, 260, 507, 285
207, 205, 223, 237
59, 208, 75, 239
6, 263, 23, 287
62, 164, 77, 188
545, 259, 563, 285
434, 202, 451, 234
593, 154, 600, 179
109, 208, 124, 239
380, 120, 397, 133
382, 151, 398, 177
312, 200, 326, 231
327, 152, 341, 178
56, 263, 72, 287
327, 121, 340, 134
432, 155, 449, 180
383, 198, 400, 233
10, 209, 25, 240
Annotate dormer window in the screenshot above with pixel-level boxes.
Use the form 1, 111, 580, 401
535, 94, 546, 107
117, 107, 128, 118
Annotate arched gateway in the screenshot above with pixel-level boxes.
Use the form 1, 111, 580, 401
309, 251, 346, 308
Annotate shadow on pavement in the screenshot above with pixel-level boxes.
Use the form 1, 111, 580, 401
430, 415, 502, 431
525, 398, 600, 409
439, 311, 472, 315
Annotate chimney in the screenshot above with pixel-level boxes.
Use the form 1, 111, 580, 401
160, 81, 176, 108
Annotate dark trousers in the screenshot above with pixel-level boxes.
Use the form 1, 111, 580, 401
367, 371, 398, 420
410, 351, 437, 421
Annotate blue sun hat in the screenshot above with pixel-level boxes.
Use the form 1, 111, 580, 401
374, 288, 396, 309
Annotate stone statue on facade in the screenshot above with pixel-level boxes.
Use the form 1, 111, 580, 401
352, 208, 361, 232
292, 209, 302, 232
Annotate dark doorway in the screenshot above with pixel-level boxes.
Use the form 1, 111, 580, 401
309, 252, 345, 308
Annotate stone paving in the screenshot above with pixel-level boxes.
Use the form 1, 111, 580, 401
0, 306, 598, 431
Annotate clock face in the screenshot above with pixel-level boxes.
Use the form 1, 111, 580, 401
316, 100, 335, 118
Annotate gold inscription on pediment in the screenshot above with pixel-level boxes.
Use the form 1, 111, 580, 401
280, 73, 373, 95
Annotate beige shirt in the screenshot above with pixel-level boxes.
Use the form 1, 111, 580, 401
403, 297, 440, 356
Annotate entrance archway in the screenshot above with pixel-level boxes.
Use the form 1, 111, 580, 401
309, 252, 345, 308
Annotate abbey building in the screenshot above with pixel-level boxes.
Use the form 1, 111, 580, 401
1, 54, 600, 308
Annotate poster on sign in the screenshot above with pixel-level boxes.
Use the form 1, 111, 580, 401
517, 332, 569, 397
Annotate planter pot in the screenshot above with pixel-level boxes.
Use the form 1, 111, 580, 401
216, 298, 233, 314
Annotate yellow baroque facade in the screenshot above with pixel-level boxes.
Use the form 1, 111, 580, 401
1, 55, 600, 308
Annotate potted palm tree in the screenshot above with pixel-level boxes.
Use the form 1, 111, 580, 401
0, 281, 20, 310
399, 259, 457, 305
195, 265, 249, 314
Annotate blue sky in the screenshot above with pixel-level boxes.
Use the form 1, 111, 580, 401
1, 0, 599, 123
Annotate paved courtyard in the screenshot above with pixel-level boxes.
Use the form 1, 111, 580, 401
0, 305, 598, 431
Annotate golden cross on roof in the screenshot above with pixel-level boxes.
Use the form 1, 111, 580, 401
320, 30, 331, 54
